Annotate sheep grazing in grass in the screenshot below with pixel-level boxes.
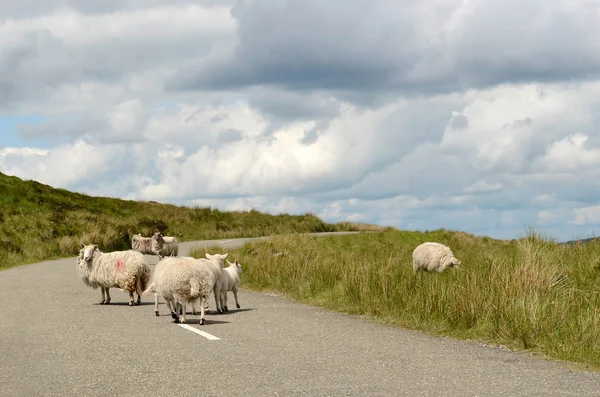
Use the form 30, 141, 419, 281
220, 259, 243, 312
144, 256, 214, 324
412, 242, 461, 273
204, 253, 229, 314
131, 234, 154, 255
77, 243, 151, 305
151, 232, 179, 259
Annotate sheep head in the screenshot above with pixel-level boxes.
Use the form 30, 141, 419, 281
205, 252, 229, 268
226, 259, 243, 275
80, 243, 99, 262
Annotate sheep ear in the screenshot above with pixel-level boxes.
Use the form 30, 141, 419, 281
222, 253, 229, 259
80, 242, 85, 248
205, 253, 211, 259
235, 259, 239, 265
226, 260, 232, 265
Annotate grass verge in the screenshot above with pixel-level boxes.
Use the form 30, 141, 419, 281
0, 172, 386, 270
190, 229, 600, 369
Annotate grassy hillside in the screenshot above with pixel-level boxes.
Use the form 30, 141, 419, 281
190, 229, 600, 369
0, 172, 386, 270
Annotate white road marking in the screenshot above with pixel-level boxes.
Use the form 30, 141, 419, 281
218, 239, 234, 244
178, 324, 221, 340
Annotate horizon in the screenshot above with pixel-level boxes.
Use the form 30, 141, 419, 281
1, 0, 600, 242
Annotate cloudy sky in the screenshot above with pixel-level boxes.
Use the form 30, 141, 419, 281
1, 0, 600, 241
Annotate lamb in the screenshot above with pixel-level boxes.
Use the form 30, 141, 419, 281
412, 242, 461, 273
77, 243, 151, 305
144, 256, 214, 324
220, 259, 243, 312
131, 234, 154, 255
151, 232, 179, 259
203, 253, 229, 314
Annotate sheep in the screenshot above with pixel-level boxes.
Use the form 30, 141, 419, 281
77, 243, 151, 305
412, 242, 461, 273
144, 256, 214, 324
151, 232, 179, 259
220, 259, 243, 312
203, 253, 229, 314
131, 233, 154, 255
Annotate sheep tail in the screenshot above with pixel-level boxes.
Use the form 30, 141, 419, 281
190, 278, 201, 298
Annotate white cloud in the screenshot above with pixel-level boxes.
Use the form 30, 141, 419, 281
2, 1, 600, 242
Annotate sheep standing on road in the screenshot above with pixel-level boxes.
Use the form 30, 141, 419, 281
77, 243, 151, 305
131, 234, 154, 255
412, 242, 461, 273
221, 259, 243, 312
151, 232, 179, 259
204, 253, 229, 314
144, 256, 214, 324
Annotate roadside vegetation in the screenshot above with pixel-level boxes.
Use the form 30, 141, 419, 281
193, 230, 600, 369
5, 171, 600, 369
0, 172, 384, 270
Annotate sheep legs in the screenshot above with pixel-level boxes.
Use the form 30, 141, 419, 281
154, 293, 159, 316
128, 290, 135, 306
213, 286, 223, 314
233, 287, 241, 309
100, 287, 111, 305
222, 291, 229, 312
135, 278, 143, 305
199, 296, 206, 325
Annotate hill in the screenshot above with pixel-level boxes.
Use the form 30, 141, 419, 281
0, 172, 386, 270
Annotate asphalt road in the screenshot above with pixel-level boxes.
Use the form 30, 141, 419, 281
2, 232, 600, 396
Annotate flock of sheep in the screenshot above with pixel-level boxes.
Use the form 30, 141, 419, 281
76, 231, 460, 326
76, 231, 243, 325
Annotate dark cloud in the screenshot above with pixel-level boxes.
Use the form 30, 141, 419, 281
247, 88, 341, 122
218, 128, 243, 143
167, 0, 600, 97
0, 0, 236, 18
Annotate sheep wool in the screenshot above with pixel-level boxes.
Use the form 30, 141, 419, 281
151, 232, 179, 258
204, 253, 229, 314
220, 259, 243, 312
77, 243, 151, 305
412, 242, 461, 273
131, 234, 154, 255
144, 256, 215, 324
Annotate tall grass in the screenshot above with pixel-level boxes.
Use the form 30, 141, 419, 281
0, 172, 384, 270
208, 229, 600, 368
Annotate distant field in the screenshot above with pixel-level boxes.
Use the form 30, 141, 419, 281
0, 172, 386, 270
189, 229, 600, 369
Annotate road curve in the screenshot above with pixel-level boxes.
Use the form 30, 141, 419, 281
1, 232, 600, 396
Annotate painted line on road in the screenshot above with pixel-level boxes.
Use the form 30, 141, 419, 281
218, 239, 234, 244
178, 324, 221, 340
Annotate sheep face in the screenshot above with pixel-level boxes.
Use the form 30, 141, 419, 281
451, 258, 461, 268
80, 243, 99, 262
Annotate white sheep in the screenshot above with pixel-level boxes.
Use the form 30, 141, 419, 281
151, 232, 179, 259
220, 259, 243, 312
144, 256, 214, 324
77, 243, 151, 305
412, 242, 461, 273
204, 253, 229, 314
131, 233, 154, 255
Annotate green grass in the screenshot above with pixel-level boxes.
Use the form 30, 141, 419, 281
0, 172, 386, 270
189, 229, 600, 369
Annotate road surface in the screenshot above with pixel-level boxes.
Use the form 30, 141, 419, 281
1, 232, 600, 396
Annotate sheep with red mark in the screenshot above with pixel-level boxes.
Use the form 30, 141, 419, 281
77, 243, 151, 305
